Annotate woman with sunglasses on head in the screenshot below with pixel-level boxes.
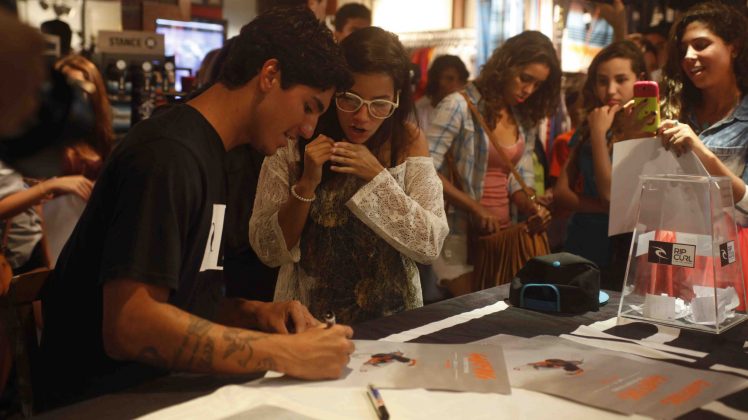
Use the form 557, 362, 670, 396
250, 27, 448, 324
427, 31, 561, 296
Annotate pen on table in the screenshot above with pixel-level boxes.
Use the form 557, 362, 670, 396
324, 310, 336, 329
366, 384, 390, 420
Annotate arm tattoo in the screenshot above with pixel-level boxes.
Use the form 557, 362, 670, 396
196, 337, 215, 371
187, 317, 213, 336
172, 315, 214, 370
137, 346, 169, 369
222, 328, 267, 368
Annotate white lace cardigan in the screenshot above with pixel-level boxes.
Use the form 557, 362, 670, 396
248, 140, 449, 308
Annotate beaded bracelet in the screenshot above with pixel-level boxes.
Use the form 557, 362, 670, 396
290, 184, 315, 202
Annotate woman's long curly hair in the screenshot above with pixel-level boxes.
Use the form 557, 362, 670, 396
473, 30, 561, 130
661, 1, 748, 120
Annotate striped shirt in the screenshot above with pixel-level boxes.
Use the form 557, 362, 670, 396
426, 82, 538, 234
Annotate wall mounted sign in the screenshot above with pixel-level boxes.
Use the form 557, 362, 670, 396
97, 30, 165, 55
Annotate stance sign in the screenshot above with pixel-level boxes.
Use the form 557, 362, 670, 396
97, 30, 165, 55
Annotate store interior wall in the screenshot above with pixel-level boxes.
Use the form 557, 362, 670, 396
17, 0, 122, 50
17, 0, 479, 52
373, 0, 452, 32
17, 0, 83, 48
223, 0, 256, 38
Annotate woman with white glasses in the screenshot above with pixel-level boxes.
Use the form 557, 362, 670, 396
250, 26, 448, 324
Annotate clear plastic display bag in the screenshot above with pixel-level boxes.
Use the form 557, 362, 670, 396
619, 175, 748, 333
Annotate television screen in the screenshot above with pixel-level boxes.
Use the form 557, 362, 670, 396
156, 18, 225, 91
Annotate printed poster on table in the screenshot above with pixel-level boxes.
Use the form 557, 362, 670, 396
257, 340, 510, 394
476, 334, 746, 418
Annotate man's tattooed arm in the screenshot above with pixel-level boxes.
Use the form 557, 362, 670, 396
103, 279, 290, 379
132, 311, 276, 374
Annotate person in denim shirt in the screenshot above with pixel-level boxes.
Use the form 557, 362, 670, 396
657, 2, 748, 304
427, 31, 560, 295
658, 2, 748, 221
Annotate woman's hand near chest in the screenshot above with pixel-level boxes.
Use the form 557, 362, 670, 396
588, 104, 620, 141
298, 135, 335, 195
330, 142, 385, 182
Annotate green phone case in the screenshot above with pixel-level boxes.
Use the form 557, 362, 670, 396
635, 96, 660, 133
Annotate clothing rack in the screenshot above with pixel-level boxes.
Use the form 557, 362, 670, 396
397, 28, 476, 49
399, 28, 478, 80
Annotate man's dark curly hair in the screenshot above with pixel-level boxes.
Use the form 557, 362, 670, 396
662, 1, 748, 119
473, 30, 561, 130
424, 55, 469, 99
218, 6, 351, 92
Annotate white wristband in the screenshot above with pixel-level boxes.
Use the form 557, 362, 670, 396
290, 184, 316, 202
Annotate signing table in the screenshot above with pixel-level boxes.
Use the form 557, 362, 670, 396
38, 286, 748, 419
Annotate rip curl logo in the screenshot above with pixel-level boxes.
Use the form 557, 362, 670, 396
719, 241, 736, 267
648, 241, 672, 264
647, 241, 695, 268
653, 247, 668, 260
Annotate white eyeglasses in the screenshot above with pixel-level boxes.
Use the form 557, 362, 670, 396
335, 90, 400, 119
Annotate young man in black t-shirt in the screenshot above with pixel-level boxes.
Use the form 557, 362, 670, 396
39, 7, 354, 409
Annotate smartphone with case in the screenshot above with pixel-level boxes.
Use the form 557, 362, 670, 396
633, 81, 660, 133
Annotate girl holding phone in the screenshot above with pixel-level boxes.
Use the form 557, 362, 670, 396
554, 40, 650, 288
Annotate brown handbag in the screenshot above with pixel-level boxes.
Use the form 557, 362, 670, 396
445, 92, 550, 291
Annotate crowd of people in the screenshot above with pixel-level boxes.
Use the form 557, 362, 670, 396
1, 0, 747, 415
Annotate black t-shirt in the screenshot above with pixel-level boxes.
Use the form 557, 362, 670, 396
39, 104, 228, 408
222, 144, 279, 301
